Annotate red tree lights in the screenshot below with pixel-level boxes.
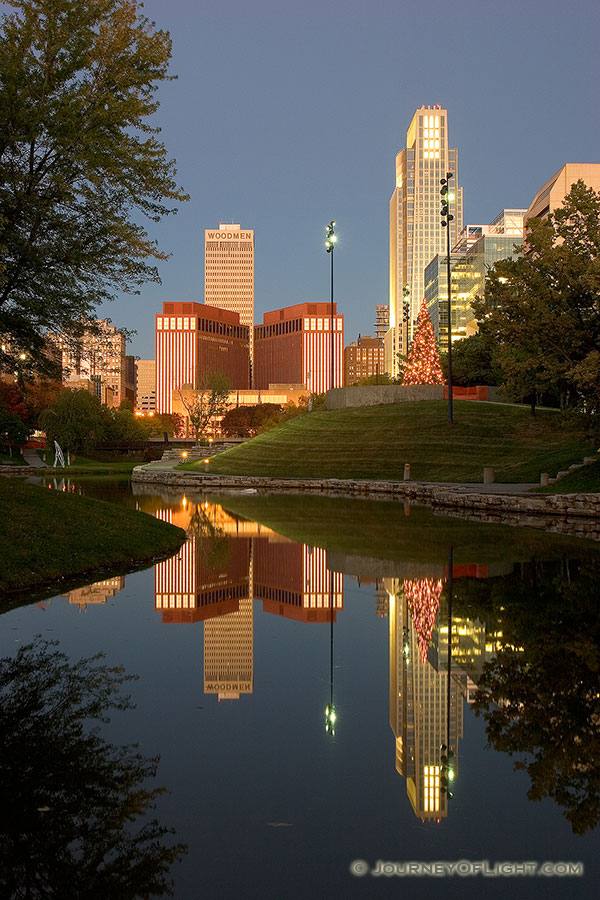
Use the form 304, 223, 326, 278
404, 578, 445, 663
402, 299, 444, 385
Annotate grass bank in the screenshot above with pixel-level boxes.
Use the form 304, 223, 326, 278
216, 493, 599, 566
535, 459, 600, 494
182, 401, 593, 483
0, 478, 185, 597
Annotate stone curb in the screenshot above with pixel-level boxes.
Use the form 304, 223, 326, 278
130, 467, 600, 521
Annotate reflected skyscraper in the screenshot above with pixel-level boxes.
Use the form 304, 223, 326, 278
388, 579, 462, 820
204, 597, 254, 701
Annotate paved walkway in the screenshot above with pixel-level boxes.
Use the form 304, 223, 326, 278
22, 449, 47, 468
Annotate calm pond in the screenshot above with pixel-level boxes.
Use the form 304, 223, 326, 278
2, 480, 600, 900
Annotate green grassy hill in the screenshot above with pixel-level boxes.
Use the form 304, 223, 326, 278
0, 479, 184, 596
183, 401, 595, 483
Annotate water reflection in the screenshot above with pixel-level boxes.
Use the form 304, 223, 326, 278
0, 640, 185, 899
38, 487, 600, 840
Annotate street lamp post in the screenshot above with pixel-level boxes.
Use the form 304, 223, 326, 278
325, 221, 337, 392
440, 174, 454, 424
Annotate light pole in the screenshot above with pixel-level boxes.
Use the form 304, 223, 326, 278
325, 221, 337, 392
440, 174, 454, 424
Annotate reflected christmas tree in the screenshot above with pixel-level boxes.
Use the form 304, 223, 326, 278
404, 577, 444, 662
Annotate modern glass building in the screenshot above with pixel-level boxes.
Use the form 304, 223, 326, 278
425, 210, 526, 346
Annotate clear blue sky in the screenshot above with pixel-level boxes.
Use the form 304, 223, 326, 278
107, 0, 599, 359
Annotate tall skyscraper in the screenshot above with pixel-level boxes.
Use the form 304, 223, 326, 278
387, 105, 463, 376
205, 223, 255, 372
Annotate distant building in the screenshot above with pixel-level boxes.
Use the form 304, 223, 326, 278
135, 359, 156, 413
155, 301, 249, 414
426, 211, 526, 344
525, 163, 600, 223
388, 105, 464, 374
374, 305, 390, 341
344, 335, 385, 385
205, 224, 255, 371
254, 302, 343, 393
60, 318, 127, 408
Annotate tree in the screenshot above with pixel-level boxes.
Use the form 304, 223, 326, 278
0, 0, 188, 378
0, 405, 27, 454
139, 412, 184, 439
102, 406, 147, 442
39, 388, 105, 456
0, 639, 186, 898
178, 372, 231, 442
472, 558, 600, 835
220, 403, 283, 437
439, 333, 502, 386
473, 181, 600, 411
401, 299, 444, 385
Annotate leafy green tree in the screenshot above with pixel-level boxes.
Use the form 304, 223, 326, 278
471, 558, 600, 834
102, 406, 147, 442
439, 333, 502, 386
0, 639, 185, 898
139, 412, 184, 439
40, 388, 105, 456
473, 181, 600, 410
220, 403, 283, 437
0, 405, 28, 454
178, 372, 232, 442
0, 0, 188, 378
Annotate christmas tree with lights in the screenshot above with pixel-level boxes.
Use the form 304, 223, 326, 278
402, 299, 444, 385
404, 578, 444, 663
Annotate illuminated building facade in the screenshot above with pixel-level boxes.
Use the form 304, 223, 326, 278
374, 305, 390, 341
254, 538, 343, 624
254, 302, 343, 393
204, 598, 254, 700
344, 335, 385, 385
525, 163, 600, 223
425, 211, 526, 344
388, 105, 463, 374
61, 318, 129, 407
155, 301, 249, 414
388, 580, 463, 820
205, 224, 254, 368
135, 359, 156, 413
65, 576, 125, 610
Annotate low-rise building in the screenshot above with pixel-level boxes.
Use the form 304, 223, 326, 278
254, 302, 343, 393
344, 335, 385, 385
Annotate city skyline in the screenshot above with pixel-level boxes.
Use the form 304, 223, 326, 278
97, 0, 599, 361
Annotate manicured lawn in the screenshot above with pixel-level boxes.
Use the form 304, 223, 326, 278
0, 478, 185, 596
0, 452, 27, 465
536, 459, 600, 494
40, 455, 145, 475
181, 401, 594, 483
215, 493, 600, 565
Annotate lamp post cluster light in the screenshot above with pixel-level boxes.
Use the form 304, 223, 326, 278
325, 221, 337, 392
440, 174, 454, 424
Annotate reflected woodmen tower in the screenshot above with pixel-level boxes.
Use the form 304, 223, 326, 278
205, 224, 255, 378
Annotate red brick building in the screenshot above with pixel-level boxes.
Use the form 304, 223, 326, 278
344, 335, 386, 385
156, 301, 249, 413
253, 302, 343, 393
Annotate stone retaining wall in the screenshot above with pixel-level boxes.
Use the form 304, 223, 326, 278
130, 467, 600, 540
0, 465, 30, 476
326, 384, 443, 410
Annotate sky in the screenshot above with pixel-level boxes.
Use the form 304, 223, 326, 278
82, 0, 600, 359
